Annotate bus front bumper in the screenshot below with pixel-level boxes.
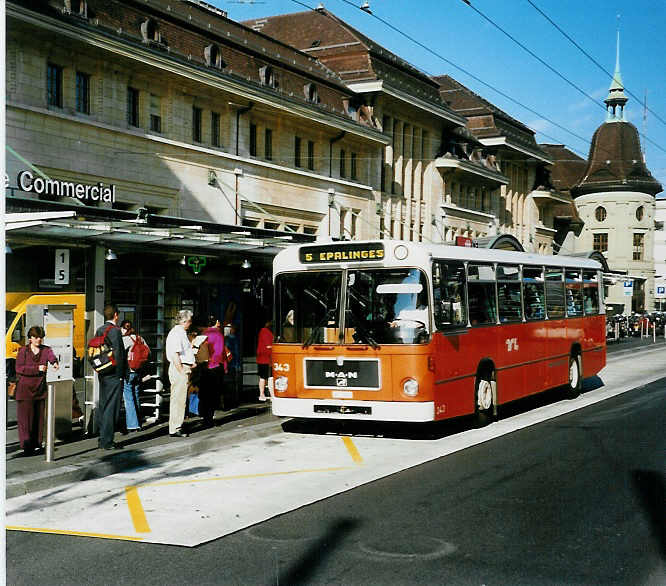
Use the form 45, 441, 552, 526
271, 397, 435, 422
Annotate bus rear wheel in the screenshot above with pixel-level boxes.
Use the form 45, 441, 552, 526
566, 354, 582, 399
474, 372, 496, 427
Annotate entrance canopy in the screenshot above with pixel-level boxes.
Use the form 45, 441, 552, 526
5, 197, 315, 257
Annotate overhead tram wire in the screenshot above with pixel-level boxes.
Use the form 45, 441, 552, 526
311, 0, 611, 159
526, 0, 666, 130
460, 0, 666, 156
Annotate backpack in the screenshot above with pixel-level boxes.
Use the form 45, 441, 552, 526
127, 334, 150, 371
87, 325, 117, 373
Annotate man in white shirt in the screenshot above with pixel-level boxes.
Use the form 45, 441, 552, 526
165, 309, 196, 437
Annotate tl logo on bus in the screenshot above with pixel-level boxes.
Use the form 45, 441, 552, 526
505, 338, 519, 352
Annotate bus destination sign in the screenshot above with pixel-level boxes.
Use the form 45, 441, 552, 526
300, 242, 385, 264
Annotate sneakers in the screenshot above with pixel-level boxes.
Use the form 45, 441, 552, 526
169, 430, 189, 438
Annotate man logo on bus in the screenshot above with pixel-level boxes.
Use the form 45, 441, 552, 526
505, 337, 519, 352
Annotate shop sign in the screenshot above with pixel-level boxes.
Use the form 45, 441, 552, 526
187, 256, 207, 275
11, 170, 116, 204
455, 236, 475, 247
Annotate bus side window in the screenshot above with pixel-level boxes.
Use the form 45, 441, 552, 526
468, 263, 496, 326
497, 264, 521, 322
565, 269, 583, 317
583, 270, 599, 315
545, 267, 565, 318
523, 266, 545, 320
433, 260, 467, 329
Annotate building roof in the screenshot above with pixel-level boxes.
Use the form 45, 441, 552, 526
572, 121, 663, 197
242, 9, 448, 105
539, 144, 587, 193
434, 75, 550, 162
23, 0, 368, 120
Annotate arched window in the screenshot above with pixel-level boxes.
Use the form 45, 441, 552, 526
259, 66, 276, 88
204, 44, 225, 69
304, 83, 319, 103
595, 206, 607, 222
636, 205, 644, 221
141, 19, 161, 44
64, 0, 87, 17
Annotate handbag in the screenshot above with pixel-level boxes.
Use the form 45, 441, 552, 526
188, 391, 199, 416
7, 380, 16, 399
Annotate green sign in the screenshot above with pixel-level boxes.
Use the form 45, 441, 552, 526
187, 256, 207, 275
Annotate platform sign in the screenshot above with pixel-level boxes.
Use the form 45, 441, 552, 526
54, 248, 70, 285
623, 281, 633, 297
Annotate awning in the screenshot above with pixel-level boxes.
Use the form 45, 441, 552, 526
5, 197, 315, 257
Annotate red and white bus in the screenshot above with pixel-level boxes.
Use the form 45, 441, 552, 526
270, 240, 606, 425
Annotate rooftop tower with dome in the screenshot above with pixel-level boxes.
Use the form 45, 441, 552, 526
571, 33, 662, 313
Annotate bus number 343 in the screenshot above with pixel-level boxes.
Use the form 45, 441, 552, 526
505, 338, 519, 352
273, 363, 290, 373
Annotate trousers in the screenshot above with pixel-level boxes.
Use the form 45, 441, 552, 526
168, 363, 191, 434
96, 374, 123, 448
17, 398, 45, 450
123, 371, 141, 430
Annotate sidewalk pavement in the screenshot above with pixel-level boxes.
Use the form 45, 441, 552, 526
6, 394, 283, 499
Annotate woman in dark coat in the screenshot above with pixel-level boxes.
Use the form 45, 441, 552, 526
15, 325, 59, 455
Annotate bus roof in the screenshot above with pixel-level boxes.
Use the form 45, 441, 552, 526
274, 240, 602, 272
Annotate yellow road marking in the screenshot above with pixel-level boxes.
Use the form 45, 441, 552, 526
6, 525, 144, 541
342, 436, 363, 463
125, 486, 151, 533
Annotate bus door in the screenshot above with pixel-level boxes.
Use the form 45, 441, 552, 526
496, 264, 525, 402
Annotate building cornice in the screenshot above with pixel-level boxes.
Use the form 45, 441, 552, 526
8, 4, 388, 145
435, 156, 509, 186
479, 136, 553, 165
346, 80, 467, 126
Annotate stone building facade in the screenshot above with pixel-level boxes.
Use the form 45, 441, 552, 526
244, 8, 509, 246
7, 0, 387, 240
435, 75, 577, 254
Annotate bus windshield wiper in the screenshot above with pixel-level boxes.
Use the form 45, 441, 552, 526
349, 318, 379, 349
303, 308, 338, 348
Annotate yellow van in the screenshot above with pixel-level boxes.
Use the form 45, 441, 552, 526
5, 293, 85, 374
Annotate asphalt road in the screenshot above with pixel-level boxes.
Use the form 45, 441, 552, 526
7, 375, 665, 584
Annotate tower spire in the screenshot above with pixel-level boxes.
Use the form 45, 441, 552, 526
605, 23, 628, 121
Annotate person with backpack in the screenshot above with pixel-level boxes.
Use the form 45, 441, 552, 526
120, 319, 150, 432
94, 304, 126, 450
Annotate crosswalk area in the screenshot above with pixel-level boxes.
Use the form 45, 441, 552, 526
7, 349, 664, 547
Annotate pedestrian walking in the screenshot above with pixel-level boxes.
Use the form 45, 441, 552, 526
95, 304, 126, 450
120, 319, 149, 432
256, 320, 273, 402
166, 309, 196, 437
15, 326, 59, 456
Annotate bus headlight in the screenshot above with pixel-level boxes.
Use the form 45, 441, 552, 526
403, 378, 419, 397
274, 376, 288, 392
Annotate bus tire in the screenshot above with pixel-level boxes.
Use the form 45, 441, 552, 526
566, 354, 582, 399
474, 370, 496, 428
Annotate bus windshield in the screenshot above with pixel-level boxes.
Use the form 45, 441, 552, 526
275, 268, 429, 345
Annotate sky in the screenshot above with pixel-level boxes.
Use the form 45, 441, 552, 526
215, 0, 666, 196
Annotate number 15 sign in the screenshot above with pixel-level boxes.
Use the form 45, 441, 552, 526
55, 248, 70, 285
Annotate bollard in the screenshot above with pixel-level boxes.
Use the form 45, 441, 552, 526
46, 383, 55, 462
653, 323, 656, 343
615, 322, 619, 341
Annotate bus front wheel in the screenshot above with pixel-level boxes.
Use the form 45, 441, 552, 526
566, 354, 582, 399
474, 371, 496, 427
